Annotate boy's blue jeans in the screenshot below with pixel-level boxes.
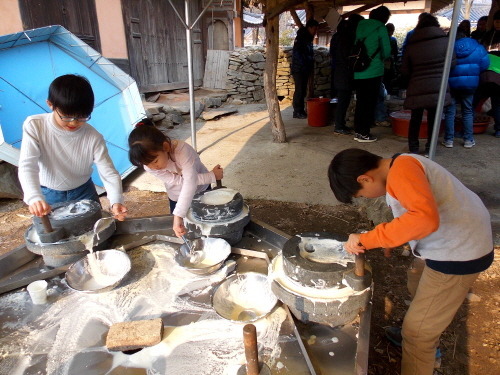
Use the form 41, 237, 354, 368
444, 91, 474, 142
41, 179, 100, 206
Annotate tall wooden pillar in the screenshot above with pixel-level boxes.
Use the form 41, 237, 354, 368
234, 0, 243, 47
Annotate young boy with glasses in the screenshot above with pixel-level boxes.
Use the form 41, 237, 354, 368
18, 74, 127, 220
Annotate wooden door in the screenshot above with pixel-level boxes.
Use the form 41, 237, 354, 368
122, 0, 204, 92
19, 0, 101, 52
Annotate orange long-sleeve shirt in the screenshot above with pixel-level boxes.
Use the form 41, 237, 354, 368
360, 155, 492, 262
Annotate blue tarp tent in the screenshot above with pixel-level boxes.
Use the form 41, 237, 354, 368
0, 25, 145, 188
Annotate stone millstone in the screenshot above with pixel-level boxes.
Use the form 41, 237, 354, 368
32, 199, 102, 238
106, 318, 164, 352
271, 279, 372, 327
282, 232, 351, 288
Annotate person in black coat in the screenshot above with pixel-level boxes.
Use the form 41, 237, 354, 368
291, 19, 319, 119
331, 14, 364, 134
401, 13, 454, 154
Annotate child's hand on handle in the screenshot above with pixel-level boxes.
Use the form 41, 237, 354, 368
173, 215, 187, 237
212, 164, 223, 180
29, 200, 51, 217
112, 203, 128, 221
344, 233, 366, 255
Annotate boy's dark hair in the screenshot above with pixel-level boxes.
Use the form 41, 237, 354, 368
48, 74, 94, 117
328, 148, 382, 204
128, 118, 173, 167
386, 23, 395, 35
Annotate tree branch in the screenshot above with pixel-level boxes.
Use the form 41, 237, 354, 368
266, 0, 305, 20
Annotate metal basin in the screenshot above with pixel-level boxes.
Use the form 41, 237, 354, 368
212, 272, 278, 323
65, 250, 131, 293
174, 237, 231, 275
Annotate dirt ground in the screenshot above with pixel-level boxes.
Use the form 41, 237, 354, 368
1, 188, 498, 374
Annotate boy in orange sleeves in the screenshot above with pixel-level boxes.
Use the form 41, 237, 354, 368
328, 148, 493, 375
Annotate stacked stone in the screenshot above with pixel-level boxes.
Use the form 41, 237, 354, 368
312, 46, 332, 97
276, 47, 293, 97
225, 46, 332, 103
226, 46, 266, 104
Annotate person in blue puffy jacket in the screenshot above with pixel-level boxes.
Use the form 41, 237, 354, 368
442, 33, 490, 148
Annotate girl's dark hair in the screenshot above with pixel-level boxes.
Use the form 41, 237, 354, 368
328, 148, 382, 204
48, 74, 94, 117
128, 118, 173, 167
416, 13, 440, 29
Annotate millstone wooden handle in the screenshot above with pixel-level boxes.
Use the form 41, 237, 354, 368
355, 253, 365, 277
40, 215, 54, 233
216, 179, 223, 189
243, 324, 259, 375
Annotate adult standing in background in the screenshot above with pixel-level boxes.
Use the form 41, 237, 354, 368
291, 19, 319, 119
442, 28, 489, 148
401, 13, 454, 154
384, 22, 399, 95
476, 10, 500, 138
471, 15, 488, 41
352, 6, 392, 142
331, 14, 364, 135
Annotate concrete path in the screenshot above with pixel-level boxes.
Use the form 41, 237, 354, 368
126, 101, 500, 243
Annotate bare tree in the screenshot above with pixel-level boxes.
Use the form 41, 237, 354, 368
464, 0, 474, 20
261, 0, 305, 142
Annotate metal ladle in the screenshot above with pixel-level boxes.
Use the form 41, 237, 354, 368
181, 235, 203, 263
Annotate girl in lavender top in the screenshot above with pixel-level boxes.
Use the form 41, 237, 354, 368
128, 119, 223, 237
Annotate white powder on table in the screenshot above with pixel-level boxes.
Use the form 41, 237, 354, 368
0, 243, 286, 374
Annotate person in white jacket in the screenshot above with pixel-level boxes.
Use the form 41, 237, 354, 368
128, 119, 223, 237
18, 74, 127, 220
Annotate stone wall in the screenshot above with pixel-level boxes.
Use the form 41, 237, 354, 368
225, 46, 332, 103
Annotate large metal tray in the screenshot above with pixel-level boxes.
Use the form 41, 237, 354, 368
0, 216, 371, 374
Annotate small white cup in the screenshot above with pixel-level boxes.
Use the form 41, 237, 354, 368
27, 280, 48, 304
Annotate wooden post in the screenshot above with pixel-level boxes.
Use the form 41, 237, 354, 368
355, 253, 365, 277
40, 215, 54, 233
234, 0, 244, 47
243, 324, 259, 375
264, 0, 287, 143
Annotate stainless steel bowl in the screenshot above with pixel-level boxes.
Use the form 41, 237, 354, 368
65, 249, 131, 293
212, 272, 278, 323
174, 237, 231, 275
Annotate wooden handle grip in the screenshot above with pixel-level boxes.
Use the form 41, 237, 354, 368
355, 253, 365, 277
243, 324, 259, 375
40, 215, 53, 233
216, 179, 223, 189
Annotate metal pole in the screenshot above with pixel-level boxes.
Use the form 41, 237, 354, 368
185, 0, 197, 150
166, 0, 214, 152
428, 0, 462, 160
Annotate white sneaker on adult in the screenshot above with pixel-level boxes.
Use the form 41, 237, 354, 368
464, 140, 475, 148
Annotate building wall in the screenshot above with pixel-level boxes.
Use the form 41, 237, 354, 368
0, 0, 128, 61
95, 0, 128, 59
0, 0, 24, 35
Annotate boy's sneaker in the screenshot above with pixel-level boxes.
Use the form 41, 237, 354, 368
495, 131, 500, 138
385, 326, 402, 347
354, 133, 377, 143
441, 140, 453, 148
385, 326, 442, 359
464, 140, 475, 148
